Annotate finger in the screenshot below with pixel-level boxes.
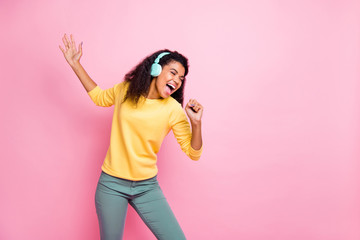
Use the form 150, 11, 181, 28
59, 45, 65, 54
193, 101, 203, 112
78, 42, 83, 55
64, 34, 71, 47
191, 107, 198, 113
189, 99, 195, 106
78, 42, 82, 57
191, 99, 202, 109
62, 35, 69, 48
191, 99, 198, 107
70, 34, 76, 50
186, 99, 192, 107
191, 105, 199, 112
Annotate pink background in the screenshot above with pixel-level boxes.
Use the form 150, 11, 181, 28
1, 0, 359, 239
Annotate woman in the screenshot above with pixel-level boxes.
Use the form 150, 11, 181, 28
59, 34, 203, 240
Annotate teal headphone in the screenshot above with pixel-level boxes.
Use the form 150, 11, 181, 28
150, 52, 170, 77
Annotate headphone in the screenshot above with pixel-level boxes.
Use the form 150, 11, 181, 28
150, 52, 170, 77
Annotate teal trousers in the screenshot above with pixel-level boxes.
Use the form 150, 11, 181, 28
95, 171, 187, 240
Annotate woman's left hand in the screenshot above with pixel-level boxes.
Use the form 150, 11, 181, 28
185, 99, 203, 124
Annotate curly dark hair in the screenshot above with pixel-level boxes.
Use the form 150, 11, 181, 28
123, 49, 189, 106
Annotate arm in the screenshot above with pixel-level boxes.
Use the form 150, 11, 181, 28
71, 61, 97, 92
59, 33, 97, 92
185, 99, 203, 151
59, 34, 118, 107
171, 99, 203, 160
190, 121, 202, 150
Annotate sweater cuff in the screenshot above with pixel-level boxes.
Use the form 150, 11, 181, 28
87, 85, 101, 98
189, 144, 203, 160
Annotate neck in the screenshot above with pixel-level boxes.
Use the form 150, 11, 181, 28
146, 78, 161, 99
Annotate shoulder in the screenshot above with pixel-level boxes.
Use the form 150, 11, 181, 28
167, 97, 188, 125
167, 96, 182, 107
114, 81, 128, 92
114, 81, 130, 98
167, 97, 183, 112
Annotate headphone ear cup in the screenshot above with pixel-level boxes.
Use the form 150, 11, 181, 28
150, 63, 162, 77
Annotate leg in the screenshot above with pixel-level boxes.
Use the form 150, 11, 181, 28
130, 183, 186, 240
95, 173, 129, 240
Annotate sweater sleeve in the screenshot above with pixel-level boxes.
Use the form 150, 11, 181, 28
87, 82, 123, 107
169, 103, 203, 160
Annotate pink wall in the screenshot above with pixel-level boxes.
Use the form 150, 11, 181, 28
1, 0, 359, 239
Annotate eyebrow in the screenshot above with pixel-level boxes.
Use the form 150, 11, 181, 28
170, 68, 185, 78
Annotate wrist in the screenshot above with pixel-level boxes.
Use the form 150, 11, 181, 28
190, 120, 201, 127
70, 60, 81, 70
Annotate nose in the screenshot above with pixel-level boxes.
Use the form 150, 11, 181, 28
174, 76, 181, 85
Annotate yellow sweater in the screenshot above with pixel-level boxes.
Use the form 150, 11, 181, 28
87, 81, 203, 181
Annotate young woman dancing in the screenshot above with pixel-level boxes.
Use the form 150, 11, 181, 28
59, 34, 203, 240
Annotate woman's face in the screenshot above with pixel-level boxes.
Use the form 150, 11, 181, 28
154, 61, 185, 99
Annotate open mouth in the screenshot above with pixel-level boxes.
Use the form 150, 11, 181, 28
166, 83, 176, 94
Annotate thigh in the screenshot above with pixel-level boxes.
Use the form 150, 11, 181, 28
95, 175, 129, 240
130, 183, 186, 240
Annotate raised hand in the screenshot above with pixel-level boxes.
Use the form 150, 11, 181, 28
59, 33, 83, 67
185, 99, 203, 124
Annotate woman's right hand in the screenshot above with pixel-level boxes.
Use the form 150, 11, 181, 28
59, 33, 83, 67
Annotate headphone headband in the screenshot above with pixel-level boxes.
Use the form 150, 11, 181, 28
154, 52, 170, 64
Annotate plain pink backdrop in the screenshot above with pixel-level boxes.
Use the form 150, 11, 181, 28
1, 0, 359, 239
